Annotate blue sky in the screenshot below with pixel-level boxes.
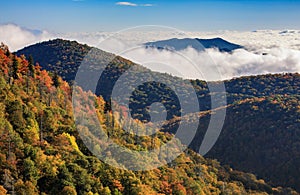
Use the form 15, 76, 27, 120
1, 0, 300, 32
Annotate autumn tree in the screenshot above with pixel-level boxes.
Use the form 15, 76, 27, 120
61, 186, 77, 195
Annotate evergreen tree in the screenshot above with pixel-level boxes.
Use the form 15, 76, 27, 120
12, 57, 19, 79
5, 49, 10, 57
28, 55, 35, 77
53, 71, 60, 88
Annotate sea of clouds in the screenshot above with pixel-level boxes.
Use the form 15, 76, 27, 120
0, 24, 53, 52
0, 23, 299, 80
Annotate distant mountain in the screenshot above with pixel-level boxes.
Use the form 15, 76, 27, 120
15, 39, 300, 191
145, 37, 243, 52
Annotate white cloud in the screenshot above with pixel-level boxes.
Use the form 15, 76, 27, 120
185, 30, 300, 51
141, 4, 154, 6
116, 2, 137, 6
118, 46, 300, 81
0, 23, 54, 51
67, 30, 300, 51
116, 2, 154, 7
60, 32, 107, 48
125, 47, 297, 80
1, 24, 299, 80
93, 33, 300, 81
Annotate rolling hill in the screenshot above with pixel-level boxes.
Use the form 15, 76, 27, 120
15, 39, 300, 192
2, 44, 298, 194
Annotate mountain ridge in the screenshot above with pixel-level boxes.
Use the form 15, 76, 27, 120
144, 37, 243, 52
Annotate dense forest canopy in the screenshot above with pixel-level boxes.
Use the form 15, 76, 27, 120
0, 40, 296, 194
16, 39, 300, 191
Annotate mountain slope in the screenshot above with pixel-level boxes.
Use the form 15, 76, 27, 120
1, 45, 297, 194
15, 39, 300, 191
16, 39, 93, 82
144, 37, 243, 52
205, 96, 300, 190
163, 95, 300, 191
16, 39, 299, 115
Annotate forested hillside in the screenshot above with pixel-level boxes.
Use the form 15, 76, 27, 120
163, 95, 300, 191
16, 39, 92, 83
3, 44, 298, 194
16, 39, 300, 192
